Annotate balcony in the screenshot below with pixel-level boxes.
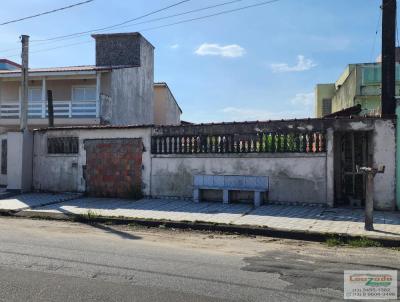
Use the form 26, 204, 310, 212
0, 71, 102, 127
0, 100, 98, 119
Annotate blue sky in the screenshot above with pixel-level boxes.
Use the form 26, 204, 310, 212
0, 0, 387, 122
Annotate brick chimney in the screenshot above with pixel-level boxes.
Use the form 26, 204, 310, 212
91, 32, 154, 67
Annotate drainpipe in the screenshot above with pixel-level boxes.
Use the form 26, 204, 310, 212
396, 99, 400, 210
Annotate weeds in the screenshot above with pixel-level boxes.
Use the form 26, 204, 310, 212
325, 235, 382, 248
348, 237, 382, 248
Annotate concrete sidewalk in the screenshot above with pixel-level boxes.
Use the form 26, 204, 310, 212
0, 193, 82, 212
19, 196, 400, 241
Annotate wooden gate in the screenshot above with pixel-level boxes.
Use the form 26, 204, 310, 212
84, 138, 143, 198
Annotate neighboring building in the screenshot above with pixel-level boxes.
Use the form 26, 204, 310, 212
315, 52, 400, 117
0, 32, 182, 134
154, 82, 182, 126
0, 59, 21, 70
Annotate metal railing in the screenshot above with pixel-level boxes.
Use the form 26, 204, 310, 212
0, 100, 97, 119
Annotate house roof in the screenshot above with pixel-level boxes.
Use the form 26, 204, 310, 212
0, 59, 21, 68
324, 104, 362, 118
0, 65, 109, 75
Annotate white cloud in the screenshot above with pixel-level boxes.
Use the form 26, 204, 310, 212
195, 43, 245, 58
220, 107, 310, 121
270, 55, 317, 73
290, 92, 315, 107
170, 44, 180, 50
219, 92, 315, 122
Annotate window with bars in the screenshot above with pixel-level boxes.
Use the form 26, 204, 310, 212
322, 98, 332, 116
47, 137, 79, 154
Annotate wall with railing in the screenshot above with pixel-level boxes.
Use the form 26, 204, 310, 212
150, 120, 331, 205
30, 118, 395, 210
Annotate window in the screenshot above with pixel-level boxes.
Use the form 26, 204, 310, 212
72, 87, 96, 101
29, 88, 42, 102
361, 66, 381, 84
322, 98, 332, 116
1, 140, 7, 175
48, 137, 79, 154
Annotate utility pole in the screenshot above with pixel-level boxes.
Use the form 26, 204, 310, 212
20, 35, 29, 132
381, 0, 396, 116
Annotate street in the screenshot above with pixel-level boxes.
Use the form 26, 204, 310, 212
0, 217, 398, 302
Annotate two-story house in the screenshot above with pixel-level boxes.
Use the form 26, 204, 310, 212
0, 32, 182, 187
315, 49, 400, 118
0, 32, 181, 131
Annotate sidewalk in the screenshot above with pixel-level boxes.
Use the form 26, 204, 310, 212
10, 194, 400, 242
0, 193, 82, 213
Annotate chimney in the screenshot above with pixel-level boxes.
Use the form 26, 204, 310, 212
91, 32, 153, 67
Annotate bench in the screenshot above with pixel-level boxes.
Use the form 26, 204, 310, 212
193, 175, 269, 207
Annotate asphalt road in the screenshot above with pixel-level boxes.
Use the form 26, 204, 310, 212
0, 217, 398, 302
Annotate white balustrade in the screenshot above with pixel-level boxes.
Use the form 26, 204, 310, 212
0, 100, 97, 119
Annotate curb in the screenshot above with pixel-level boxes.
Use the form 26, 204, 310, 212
15, 210, 400, 247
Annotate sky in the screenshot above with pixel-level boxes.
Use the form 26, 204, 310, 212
0, 0, 389, 123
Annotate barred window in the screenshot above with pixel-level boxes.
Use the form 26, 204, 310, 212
48, 137, 79, 154
322, 98, 332, 116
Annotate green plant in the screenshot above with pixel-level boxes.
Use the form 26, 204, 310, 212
86, 209, 100, 220
348, 237, 382, 248
325, 236, 344, 247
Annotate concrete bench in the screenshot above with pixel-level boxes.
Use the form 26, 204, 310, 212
193, 175, 269, 207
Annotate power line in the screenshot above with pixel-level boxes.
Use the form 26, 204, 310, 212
0, 0, 192, 54
32, 0, 245, 45
32, 0, 191, 42
0, 0, 95, 26
4, 0, 282, 58
370, 5, 382, 62
132, 0, 282, 34
6, 40, 93, 59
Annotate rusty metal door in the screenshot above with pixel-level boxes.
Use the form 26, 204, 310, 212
84, 138, 143, 198
334, 132, 370, 206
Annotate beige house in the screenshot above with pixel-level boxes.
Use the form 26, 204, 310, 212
0, 32, 182, 134
154, 82, 181, 126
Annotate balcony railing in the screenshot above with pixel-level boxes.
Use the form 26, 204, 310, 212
0, 100, 98, 119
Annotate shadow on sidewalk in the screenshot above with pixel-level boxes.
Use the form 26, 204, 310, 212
27, 195, 400, 230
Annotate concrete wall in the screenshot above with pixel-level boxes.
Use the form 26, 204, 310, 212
332, 67, 357, 113
33, 127, 152, 195
154, 85, 181, 126
31, 119, 396, 210
151, 153, 328, 204
107, 38, 154, 126
315, 84, 335, 118
372, 119, 396, 210
0, 80, 19, 101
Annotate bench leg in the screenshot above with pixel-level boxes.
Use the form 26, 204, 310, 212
223, 190, 229, 204
254, 191, 261, 207
193, 189, 200, 203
